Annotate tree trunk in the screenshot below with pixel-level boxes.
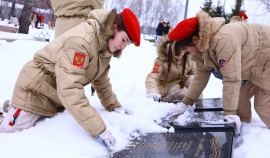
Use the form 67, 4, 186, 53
260, 0, 270, 12
18, 0, 34, 34
0, 5, 3, 20
9, 0, 16, 18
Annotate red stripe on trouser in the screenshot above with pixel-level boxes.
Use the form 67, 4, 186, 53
8, 109, 21, 126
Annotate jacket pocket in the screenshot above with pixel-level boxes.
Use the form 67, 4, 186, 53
28, 73, 63, 114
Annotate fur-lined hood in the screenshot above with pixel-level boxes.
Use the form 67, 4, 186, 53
87, 9, 117, 52
196, 11, 225, 52
156, 35, 171, 62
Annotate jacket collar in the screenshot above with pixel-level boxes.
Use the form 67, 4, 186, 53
87, 9, 118, 54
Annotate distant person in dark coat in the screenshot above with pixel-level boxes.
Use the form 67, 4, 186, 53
155, 22, 166, 43
163, 22, 171, 35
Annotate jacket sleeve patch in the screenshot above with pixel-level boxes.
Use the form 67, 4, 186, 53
73, 52, 86, 67
219, 58, 227, 68
151, 64, 160, 74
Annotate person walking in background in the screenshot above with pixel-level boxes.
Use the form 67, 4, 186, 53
239, 12, 248, 21
163, 22, 171, 35
35, 13, 40, 28
39, 14, 45, 27
31, 11, 37, 28
145, 35, 202, 103
165, 11, 270, 135
0, 8, 141, 151
155, 22, 166, 44
230, 12, 248, 22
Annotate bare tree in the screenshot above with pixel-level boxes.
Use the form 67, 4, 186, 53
109, 0, 183, 35
9, 0, 16, 18
111, 0, 127, 11
259, 0, 270, 12
1, 1, 9, 20
129, 0, 143, 20
0, 2, 3, 20
168, 0, 183, 27
141, 0, 154, 33
18, 0, 34, 34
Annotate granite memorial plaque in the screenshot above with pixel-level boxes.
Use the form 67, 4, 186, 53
159, 98, 235, 135
112, 132, 234, 158
174, 98, 235, 135
173, 111, 236, 134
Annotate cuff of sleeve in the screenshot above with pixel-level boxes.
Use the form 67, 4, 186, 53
96, 127, 106, 137
182, 97, 194, 106
106, 102, 121, 111
223, 110, 237, 115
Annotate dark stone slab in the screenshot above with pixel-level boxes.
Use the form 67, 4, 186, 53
159, 98, 235, 135
174, 98, 235, 135
172, 111, 235, 135
112, 132, 234, 158
160, 98, 223, 112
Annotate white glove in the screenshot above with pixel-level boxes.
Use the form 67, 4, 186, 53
166, 102, 187, 118
147, 93, 161, 101
113, 106, 134, 115
223, 115, 241, 135
96, 130, 116, 151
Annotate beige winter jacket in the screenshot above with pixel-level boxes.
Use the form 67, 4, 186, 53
145, 36, 196, 97
11, 9, 120, 137
182, 12, 270, 115
51, 0, 104, 37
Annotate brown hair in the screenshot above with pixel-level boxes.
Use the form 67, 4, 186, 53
112, 14, 125, 31
109, 14, 125, 58
177, 30, 199, 48
162, 40, 189, 88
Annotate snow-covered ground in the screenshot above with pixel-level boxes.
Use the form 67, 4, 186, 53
1, 1, 270, 157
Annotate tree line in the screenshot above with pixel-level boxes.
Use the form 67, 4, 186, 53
2, 0, 270, 35
200, 0, 246, 23
105, 0, 184, 35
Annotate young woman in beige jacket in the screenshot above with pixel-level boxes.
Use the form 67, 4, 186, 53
145, 36, 202, 103
0, 8, 140, 151
166, 11, 270, 135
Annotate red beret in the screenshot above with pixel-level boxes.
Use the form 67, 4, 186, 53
168, 17, 199, 41
239, 12, 248, 20
121, 8, 141, 46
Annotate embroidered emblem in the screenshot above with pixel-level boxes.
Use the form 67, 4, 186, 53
151, 64, 160, 74
73, 52, 86, 67
219, 58, 227, 68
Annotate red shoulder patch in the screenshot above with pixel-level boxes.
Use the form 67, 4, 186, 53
151, 64, 160, 74
73, 52, 86, 67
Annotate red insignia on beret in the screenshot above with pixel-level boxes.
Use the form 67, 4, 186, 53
239, 12, 248, 20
